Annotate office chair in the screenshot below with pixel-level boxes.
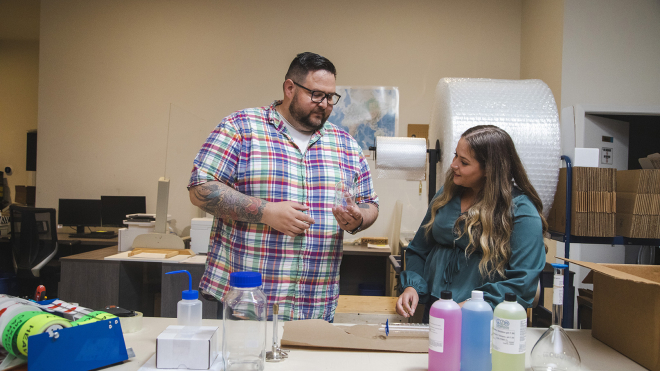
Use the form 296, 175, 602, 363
9, 205, 59, 279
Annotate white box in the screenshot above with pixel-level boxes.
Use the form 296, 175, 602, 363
156, 325, 219, 370
574, 147, 600, 167
190, 218, 213, 254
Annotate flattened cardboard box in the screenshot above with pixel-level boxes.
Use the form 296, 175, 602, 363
616, 170, 660, 238
562, 258, 660, 371
548, 167, 616, 237
281, 319, 428, 353
616, 213, 660, 238
617, 169, 660, 194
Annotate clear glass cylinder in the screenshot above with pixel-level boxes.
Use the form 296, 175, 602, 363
223, 285, 267, 371
531, 325, 581, 371
530, 264, 581, 371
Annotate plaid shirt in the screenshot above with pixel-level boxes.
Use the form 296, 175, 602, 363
188, 101, 378, 321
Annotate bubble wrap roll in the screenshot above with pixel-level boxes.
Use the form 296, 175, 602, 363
375, 136, 427, 180
429, 78, 560, 217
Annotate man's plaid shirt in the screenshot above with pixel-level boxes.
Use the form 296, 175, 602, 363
188, 101, 378, 321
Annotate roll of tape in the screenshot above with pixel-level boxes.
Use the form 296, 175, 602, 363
0, 303, 42, 346
0, 295, 16, 305
72, 311, 117, 326
1, 310, 43, 357
119, 311, 143, 333
16, 313, 72, 356
0, 296, 31, 308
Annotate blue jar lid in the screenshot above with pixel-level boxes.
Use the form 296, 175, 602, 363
229, 272, 262, 288
551, 263, 569, 269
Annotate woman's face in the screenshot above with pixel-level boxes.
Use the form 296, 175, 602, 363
451, 138, 485, 191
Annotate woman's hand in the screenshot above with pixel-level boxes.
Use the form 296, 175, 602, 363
396, 287, 419, 318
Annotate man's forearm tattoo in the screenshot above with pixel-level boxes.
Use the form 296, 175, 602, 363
192, 183, 266, 223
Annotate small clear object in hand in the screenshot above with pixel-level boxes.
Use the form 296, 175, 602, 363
334, 180, 357, 209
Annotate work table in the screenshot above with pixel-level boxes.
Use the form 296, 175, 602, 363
108, 317, 645, 371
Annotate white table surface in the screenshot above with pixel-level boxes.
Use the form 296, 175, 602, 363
112, 317, 646, 371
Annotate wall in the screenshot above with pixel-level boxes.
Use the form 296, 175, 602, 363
520, 0, 564, 266
520, 0, 564, 108
37, 0, 523, 237
0, 40, 39, 201
561, 0, 660, 109
559, 0, 660, 310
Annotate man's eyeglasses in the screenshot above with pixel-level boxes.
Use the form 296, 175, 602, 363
293, 81, 341, 105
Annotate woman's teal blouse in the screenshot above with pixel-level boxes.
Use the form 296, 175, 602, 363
400, 187, 546, 309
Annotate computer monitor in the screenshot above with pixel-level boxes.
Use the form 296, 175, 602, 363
58, 199, 103, 234
101, 196, 147, 227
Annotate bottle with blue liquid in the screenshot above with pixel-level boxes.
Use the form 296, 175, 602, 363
460, 290, 493, 371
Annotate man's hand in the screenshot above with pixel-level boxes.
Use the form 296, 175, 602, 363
396, 287, 419, 318
332, 204, 363, 232
262, 201, 315, 237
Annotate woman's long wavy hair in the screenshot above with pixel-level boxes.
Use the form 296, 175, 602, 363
423, 125, 548, 280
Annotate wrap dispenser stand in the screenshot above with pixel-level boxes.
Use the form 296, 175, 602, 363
369, 139, 440, 205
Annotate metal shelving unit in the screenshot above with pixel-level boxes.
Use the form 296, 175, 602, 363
549, 155, 660, 328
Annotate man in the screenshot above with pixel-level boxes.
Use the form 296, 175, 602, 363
188, 52, 379, 321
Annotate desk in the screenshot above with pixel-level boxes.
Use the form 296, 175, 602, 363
56, 232, 118, 257
60, 242, 392, 318
341, 243, 392, 296
107, 317, 645, 370
59, 247, 219, 318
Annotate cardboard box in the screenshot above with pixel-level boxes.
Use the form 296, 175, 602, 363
156, 325, 219, 370
14, 185, 36, 206
407, 124, 429, 140
548, 167, 616, 237
563, 258, 660, 371
616, 170, 660, 238
616, 213, 660, 238
281, 319, 428, 353
617, 169, 660, 194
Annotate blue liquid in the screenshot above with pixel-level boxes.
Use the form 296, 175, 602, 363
461, 302, 493, 371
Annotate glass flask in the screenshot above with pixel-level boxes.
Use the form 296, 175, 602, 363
530, 264, 581, 371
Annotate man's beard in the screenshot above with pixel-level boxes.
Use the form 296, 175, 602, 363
288, 93, 328, 132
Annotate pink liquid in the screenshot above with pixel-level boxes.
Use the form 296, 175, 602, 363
429, 298, 462, 371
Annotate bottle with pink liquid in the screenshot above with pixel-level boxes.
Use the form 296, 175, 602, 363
429, 290, 461, 371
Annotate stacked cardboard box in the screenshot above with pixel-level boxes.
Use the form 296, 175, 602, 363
548, 167, 616, 237
565, 258, 660, 371
616, 169, 660, 238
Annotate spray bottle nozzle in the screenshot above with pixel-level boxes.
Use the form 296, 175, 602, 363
166, 270, 199, 300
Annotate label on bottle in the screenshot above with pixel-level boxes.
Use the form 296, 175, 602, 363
492, 316, 526, 354
553, 275, 564, 287
428, 316, 445, 353
553, 287, 564, 305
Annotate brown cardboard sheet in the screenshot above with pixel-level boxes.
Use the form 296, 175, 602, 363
281, 319, 428, 353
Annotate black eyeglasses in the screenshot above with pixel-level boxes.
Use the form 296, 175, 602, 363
292, 81, 341, 105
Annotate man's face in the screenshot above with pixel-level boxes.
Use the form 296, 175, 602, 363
288, 70, 336, 132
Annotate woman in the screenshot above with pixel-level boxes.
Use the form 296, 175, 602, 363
396, 125, 547, 322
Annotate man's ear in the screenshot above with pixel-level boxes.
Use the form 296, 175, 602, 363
283, 79, 295, 99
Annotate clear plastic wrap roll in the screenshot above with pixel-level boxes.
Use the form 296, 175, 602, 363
375, 136, 427, 180
429, 78, 561, 217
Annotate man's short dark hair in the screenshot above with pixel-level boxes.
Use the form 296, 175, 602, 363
285, 52, 336, 83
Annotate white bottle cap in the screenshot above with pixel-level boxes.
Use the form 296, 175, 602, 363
471, 290, 484, 300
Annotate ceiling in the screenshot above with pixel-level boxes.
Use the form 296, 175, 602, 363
0, 0, 40, 41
